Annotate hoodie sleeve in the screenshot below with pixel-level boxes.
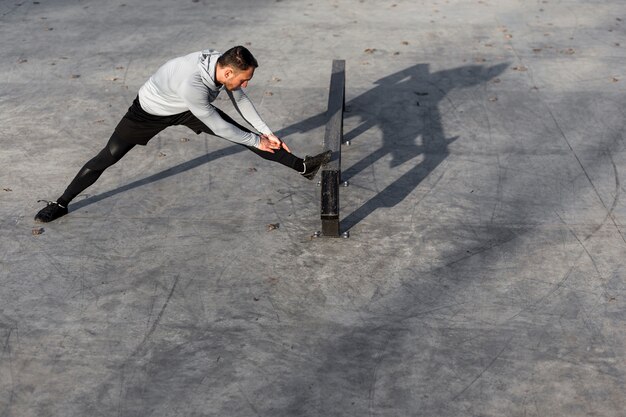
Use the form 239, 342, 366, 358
178, 75, 260, 148
227, 88, 273, 136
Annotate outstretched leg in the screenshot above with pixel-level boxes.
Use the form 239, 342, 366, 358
243, 144, 304, 172
244, 144, 331, 180
181, 107, 330, 178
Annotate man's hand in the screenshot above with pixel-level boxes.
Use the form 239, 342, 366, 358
258, 134, 291, 153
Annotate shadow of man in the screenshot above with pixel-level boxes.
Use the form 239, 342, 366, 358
281, 62, 508, 231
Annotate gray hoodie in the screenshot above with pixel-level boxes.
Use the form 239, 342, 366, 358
138, 49, 272, 148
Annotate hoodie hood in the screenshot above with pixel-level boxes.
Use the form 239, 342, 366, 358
198, 49, 223, 91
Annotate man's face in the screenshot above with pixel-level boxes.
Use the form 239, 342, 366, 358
224, 67, 255, 91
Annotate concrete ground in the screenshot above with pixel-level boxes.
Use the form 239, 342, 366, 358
1, 0, 625, 416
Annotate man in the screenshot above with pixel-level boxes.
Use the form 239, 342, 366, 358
35, 46, 331, 222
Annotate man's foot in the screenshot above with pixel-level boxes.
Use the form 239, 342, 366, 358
34, 200, 68, 222
301, 150, 332, 180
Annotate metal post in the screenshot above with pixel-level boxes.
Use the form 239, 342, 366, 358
320, 60, 345, 237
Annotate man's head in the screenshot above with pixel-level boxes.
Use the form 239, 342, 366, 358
216, 46, 258, 91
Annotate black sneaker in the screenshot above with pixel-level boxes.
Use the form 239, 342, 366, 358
301, 150, 332, 180
34, 200, 68, 222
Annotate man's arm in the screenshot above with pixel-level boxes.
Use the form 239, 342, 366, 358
227, 88, 271, 134
228, 88, 291, 152
179, 77, 261, 148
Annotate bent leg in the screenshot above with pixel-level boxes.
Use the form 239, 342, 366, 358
57, 133, 135, 206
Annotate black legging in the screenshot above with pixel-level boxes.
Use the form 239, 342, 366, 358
57, 130, 303, 207
57, 133, 135, 206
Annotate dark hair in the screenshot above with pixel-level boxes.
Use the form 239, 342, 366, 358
217, 45, 258, 71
